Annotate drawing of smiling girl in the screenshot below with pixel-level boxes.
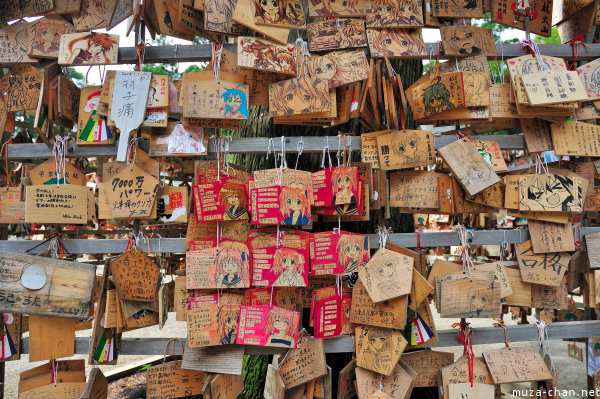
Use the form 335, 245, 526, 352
422, 79, 455, 116
272, 248, 305, 286
279, 187, 310, 225
67, 32, 117, 65
220, 183, 249, 220
337, 234, 368, 273
263, 307, 298, 347
215, 248, 248, 288
253, 0, 304, 25
221, 84, 249, 119
391, 131, 429, 165
360, 328, 394, 373
270, 78, 331, 115
217, 305, 239, 344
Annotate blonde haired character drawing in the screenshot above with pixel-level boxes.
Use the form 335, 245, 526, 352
263, 307, 297, 347
309, 56, 358, 88
338, 234, 368, 273
214, 248, 248, 288
31, 21, 62, 56
311, 0, 361, 16
272, 248, 305, 286
371, 29, 425, 57
271, 78, 330, 115
219, 183, 249, 220
253, 0, 303, 25
368, 0, 404, 26
331, 167, 359, 214
280, 187, 310, 225
217, 306, 239, 344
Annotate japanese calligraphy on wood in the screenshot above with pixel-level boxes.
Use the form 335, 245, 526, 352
105, 165, 159, 218
551, 121, 600, 157
350, 280, 407, 329
376, 130, 435, 170
110, 247, 160, 302
515, 240, 569, 286
401, 350, 454, 387
146, 359, 205, 399
278, 338, 327, 388
25, 185, 89, 224
483, 347, 553, 384
185, 80, 249, 119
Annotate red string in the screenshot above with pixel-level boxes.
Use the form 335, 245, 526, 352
522, 40, 536, 58
126, 236, 135, 251
453, 322, 474, 386
569, 35, 590, 71
415, 231, 421, 250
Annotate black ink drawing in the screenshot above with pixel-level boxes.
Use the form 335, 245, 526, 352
358, 327, 394, 374
391, 131, 430, 165
423, 79, 455, 115
6, 73, 32, 111
523, 175, 580, 212
463, 158, 492, 187
464, 73, 488, 106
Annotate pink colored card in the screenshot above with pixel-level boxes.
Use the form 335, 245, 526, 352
251, 185, 311, 226
188, 292, 245, 310
193, 179, 250, 222
187, 245, 251, 289
341, 296, 353, 335
309, 285, 352, 327
279, 186, 312, 226
189, 238, 218, 251
312, 167, 359, 207
250, 186, 281, 225
312, 177, 364, 216
312, 167, 335, 207
250, 238, 309, 287
314, 296, 343, 339
244, 287, 301, 311
237, 305, 300, 348
310, 231, 370, 275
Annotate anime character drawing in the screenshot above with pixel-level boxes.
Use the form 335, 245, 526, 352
391, 131, 430, 165
30, 20, 64, 56
359, 328, 394, 374
280, 187, 310, 225
76, 0, 109, 29
460, 57, 487, 72
220, 183, 250, 220
331, 167, 358, 216
67, 32, 118, 65
466, 282, 493, 317
448, 0, 479, 14
6, 73, 32, 111
205, 0, 237, 33
367, 0, 423, 27
446, 29, 483, 55
308, 54, 366, 88
310, 0, 363, 16
253, 0, 305, 26
463, 158, 492, 186
337, 234, 368, 273
587, 65, 600, 92
221, 85, 249, 119
263, 307, 297, 347
270, 78, 331, 115
282, 171, 312, 201
373, 260, 404, 298
79, 90, 112, 143
368, 29, 426, 57
217, 306, 239, 344
343, 24, 367, 47
272, 248, 305, 286
422, 78, 455, 116
464, 73, 488, 106
167, 124, 205, 153
520, 58, 550, 74
215, 248, 248, 288
525, 175, 579, 212
241, 39, 297, 74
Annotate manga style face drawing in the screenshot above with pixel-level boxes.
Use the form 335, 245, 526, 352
391, 131, 428, 163
30, 19, 66, 57
332, 167, 358, 205
280, 187, 310, 225
263, 307, 297, 347
464, 73, 488, 106
358, 327, 394, 374
520, 58, 550, 74
422, 79, 455, 115
337, 234, 368, 273
66, 32, 118, 65
310, 0, 364, 16
217, 306, 239, 344
253, 0, 305, 26
77, 0, 110, 29
269, 77, 331, 116
308, 51, 368, 88
214, 248, 248, 288
464, 281, 495, 317
463, 159, 492, 186
221, 85, 249, 118
448, 30, 481, 55
272, 248, 305, 286
220, 183, 250, 220
525, 175, 577, 212
368, 29, 426, 57
366, 0, 423, 27
588, 65, 600, 91
205, 0, 244, 34
6, 73, 32, 111
240, 38, 297, 74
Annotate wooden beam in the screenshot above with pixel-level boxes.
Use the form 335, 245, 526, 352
116, 43, 600, 64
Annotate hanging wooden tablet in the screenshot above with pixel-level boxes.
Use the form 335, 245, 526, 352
154, 186, 188, 224
237, 305, 300, 347
551, 121, 600, 157
109, 0, 134, 29
475, 262, 513, 298
19, 362, 87, 398
78, 368, 108, 399
25, 185, 89, 224
308, 0, 367, 16
210, 373, 244, 398
465, 181, 505, 208
188, 303, 241, 347
105, 164, 159, 218
0, 187, 25, 224
187, 246, 250, 289
401, 350, 453, 387
430, 0, 485, 17
390, 170, 444, 209
251, 0, 306, 28
492, 0, 552, 36
441, 356, 495, 399
307, 50, 369, 89
30, 159, 85, 186
440, 26, 497, 57
376, 130, 435, 170
0, 21, 39, 64
146, 348, 205, 399
483, 347, 553, 384
358, 248, 413, 302
365, 0, 424, 28
28, 17, 76, 59
355, 325, 407, 376
264, 364, 285, 399
150, 123, 207, 156
531, 275, 568, 308
184, 80, 249, 120
110, 247, 160, 302
556, 4, 595, 43
367, 28, 426, 58
521, 71, 588, 105
355, 363, 413, 399
146, 75, 169, 107
307, 19, 366, 51
438, 138, 500, 196
28, 314, 77, 362
310, 231, 369, 274
350, 280, 407, 329
448, 383, 494, 399
0, 65, 43, 112
438, 272, 501, 318
57, 75, 80, 124
518, 174, 582, 212
238, 37, 297, 74
177, 0, 220, 41
58, 32, 119, 65
528, 220, 575, 254
268, 77, 331, 117
520, 118, 553, 152
278, 338, 327, 388
72, 0, 117, 30
515, 240, 569, 286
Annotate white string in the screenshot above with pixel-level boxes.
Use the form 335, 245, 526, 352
377, 226, 390, 252
48, 237, 59, 259
280, 136, 288, 170
454, 224, 474, 280
533, 317, 555, 374
535, 153, 550, 176
295, 137, 304, 170
156, 234, 162, 254
379, 373, 383, 398
336, 134, 343, 167
222, 136, 232, 176
213, 44, 223, 82
500, 230, 509, 262
216, 221, 220, 249
52, 137, 68, 187
336, 18, 340, 27
267, 138, 276, 169
321, 137, 332, 169
346, 135, 352, 167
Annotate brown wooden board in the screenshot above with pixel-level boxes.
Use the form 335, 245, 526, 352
238, 37, 297, 74
233, 0, 290, 44
58, 32, 119, 65
184, 80, 249, 120
28, 314, 76, 362
492, 0, 552, 37
358, 247, 413, 302
309, 0, 367, 16
482, 347, 553, 384
78, 367, 108, 399
0, 21, 39, 64
204, 0, 246, 35
551, 121, 600, 157
437, 271, 501, 318
585, 232, 600, 269
269, 76, 331, 117
440, 356, 494, 399
504, 267, 532, 307
528, 220, 575, 254
531, 275, 569, 309
552, 0, 594, 24
401, 350, 453, 387
146, 360, 205, 399
72, 0, 117, 31
355, 363, 413, 399
521, 71, 588, 105
389, 170, 443, 209
431, 0, 485, 17
366, 28, 426, 58
376, 130, 435, 170
440, 26, 497, 57
25, 185, 89, 224
0, 65, 43, 112
350, 280, 407, 329
105, 165, 159, 218
515, 240, 569, 287
475, 261, 513, 298
251, 0, 306, 28
355, 325, 407, 376
264, 364, 285, 399
365, 0, 424, 28
518, 174, 582, 212
448, 383, 494, 398
520, 118, 553, 153
307, 50, 369, 89
181, 344, 245, 375
0, 252, 95, 319
28, 17, 76, 59
278, 339, 327, 389
556, 4, 595, 43
30, 159, 85, 186
0, 187, 25, 225
110, 247, 160, 302
307, 19, 366, 52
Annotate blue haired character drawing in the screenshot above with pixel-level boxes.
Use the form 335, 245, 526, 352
221, 85, 249, 119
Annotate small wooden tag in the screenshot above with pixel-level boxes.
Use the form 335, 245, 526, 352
307, 19, 366, 51
438, 273, 501, 318
187, 304, 240, 347
401, 350, 453, 387
515, 240, 570, 286
409, 73, 466, 119
441, 356, 494, 399
58, 32, 119, 65
440, 26, 497, 57
355, 363, 413, 399
376, 130, 435, 170
568, 343, 584, 362
366, 28, 426, 58
278, 339, 328, 389
105, 164, 159, 218
483, 347, 552, 384
448, 383, 494, 399
110, 247, 160, 302
350, 280, 407, 329
358, 247, 413, 302
30, 159, 85, 186
356, 325, 407, 376
518, 174, 582, 212
528, 220, 575, 254
147, 360, 205, 399
25, 185, 89, 224
551, 121, 600, 157
79, 367, 108, 399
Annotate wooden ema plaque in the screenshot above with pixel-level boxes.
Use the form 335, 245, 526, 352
105, 164, 160, 218
389, 170, 444, 208
376, 130, 435, 170
264, 364, 285, 399
515, 240, 569, 287
58, 32, 119, 65
448, 383, 494, 398
518, 174, 582, 213
278, 339, 327, 389
531, 276, 569, 309
483, 347, 553, 384
355, 324, 407, 376
438, 138, 500, 196
0, 187, 25, 224
355, 363, 413, 399
358, 247, 413, 303
474, 262, 513, 298
366, 0, 424, 28
29, 159, 86, 186
586, 232, 600, 269
110, 247, 160, 302
187, 304, 240, 347
551, 121, 600, 157
439, 26, 497, 57
0, 252, 95, 319
401, 350, 453, 387
350, 280, 407, 329
147, 359, 205, 399
441, 356, 494, 399
520, 118, 553, 153
521, 71, 588, 105
528, 220, 575, 254
437, 271, 501, 318
0, 64, 43, 112
366, 28, 426, 58
307, 19, 366, 52
79, 368, 108, 399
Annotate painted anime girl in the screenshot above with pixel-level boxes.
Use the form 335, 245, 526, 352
263, 307, 297, 347
367, 0, 422, 26
205, 0, 236, 33
270, 78, 331, 115
463, 73, 488, 106
360, 328, 394, 373
309, 55, 364, 88
30, 20, 63, 57
422, 79, 455, 116
342, 24, 367, 47
588, 65, 600, 92
6, 73, 32, 111
77, 0, 109, 29
310, 0, 362, 16
331, 167, 358, 214
217, 306, 239, 344
337, 234, 368, 273
280, 187, 310, 225
369, 29, 426, 57
215, 248, 248, 288
220, 183, 249, 220
272, 248, 305, 286
80, 90, 112, 143
221, 85, 249, 119
67, 32, 117, 65
242, 39, 297, 74
253, 0, 304, 26
391, 131, 429, 165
